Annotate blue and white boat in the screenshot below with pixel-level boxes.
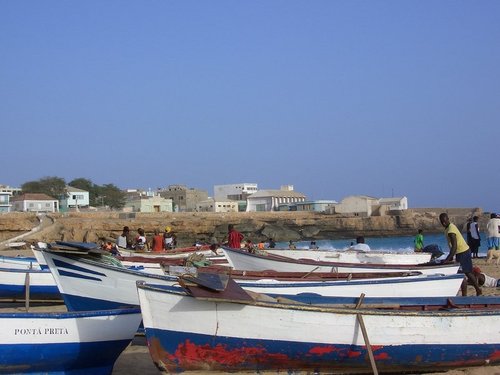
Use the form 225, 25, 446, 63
0, 267, 60, 300
39, 247, 464, 311
0, 255, 41, 270
0, 307, 142, 374
136, 280, 500, 374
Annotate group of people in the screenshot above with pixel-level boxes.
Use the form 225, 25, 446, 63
114, 225, 177, 253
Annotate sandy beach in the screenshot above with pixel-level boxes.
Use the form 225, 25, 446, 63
2, 247, 499, 375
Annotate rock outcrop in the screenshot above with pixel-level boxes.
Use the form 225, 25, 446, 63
0, 207, 485, 247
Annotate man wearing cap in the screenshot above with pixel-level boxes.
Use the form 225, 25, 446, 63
163, 226, 176, 250
439, 213, 481, 296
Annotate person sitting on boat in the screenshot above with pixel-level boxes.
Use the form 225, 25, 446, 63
472, 266, 500, 288
267, 238, 276, 248
151, 229, 165, 252
288, 240, 297, 250
116, 226, 131, 249
134, 228, 149, 251
163, 226, 177, 250
349, 236, 371, 252
309, 241, 319, 250
245, 239, 256, 253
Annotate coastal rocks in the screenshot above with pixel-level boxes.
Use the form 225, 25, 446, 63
0, 208, 484, 248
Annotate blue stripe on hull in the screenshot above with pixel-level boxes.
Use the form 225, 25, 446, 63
0, 284, 60, 300
144, 328, 500, 373
0, 339, 131, 375
61, 293, 136, 311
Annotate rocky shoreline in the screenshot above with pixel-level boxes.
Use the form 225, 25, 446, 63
0, 208, 486, 247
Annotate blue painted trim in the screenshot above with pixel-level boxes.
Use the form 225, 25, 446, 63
58, 269, 102, 282
0, 284, 60, 300
62, 293, 138, 311
53, 259, 106, 277
145, 328, 500, 373
0, 307, 140, 319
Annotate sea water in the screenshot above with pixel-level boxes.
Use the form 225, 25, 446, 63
277, 232, 489, 257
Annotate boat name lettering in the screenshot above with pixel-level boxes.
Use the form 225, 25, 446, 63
14, 327, 69, 335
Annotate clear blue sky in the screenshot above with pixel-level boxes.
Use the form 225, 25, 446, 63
2, 2, 499, 210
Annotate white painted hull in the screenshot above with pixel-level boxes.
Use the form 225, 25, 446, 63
238, 273, 463, 297
0, 256, 41, 270
137, 283, 500, 373
266, 248, 431, 264
0, 307, 141, 374
222, 247, 459, 275
41, 250, 179, 309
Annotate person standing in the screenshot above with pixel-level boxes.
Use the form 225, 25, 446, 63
227, 224, 243, 249
468, 216, 481, 258
414, 229, 424, 252
486, 213, 500, 251
439, 213, 481, 296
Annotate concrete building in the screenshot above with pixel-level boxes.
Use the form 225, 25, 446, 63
196, 198, 238, 213
159, 185, 208, 212
11, 193, 59, 213
246, 186, 306, 212
0, 185, 22, 196
0, 191, 12, 213
331, 195, 408, 216
214, 183, 258, 200
60, 186, 90, 211
124, 194, 173, 213
295, 200, 337, 212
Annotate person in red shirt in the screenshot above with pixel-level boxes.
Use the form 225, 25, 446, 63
227, 224, 244, 249
151, 229, 165, 252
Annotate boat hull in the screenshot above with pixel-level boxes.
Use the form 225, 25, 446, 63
266, 248, 432, 264
0, 267, 60, 300
137, 283, 500, 374
42, 249, 463, 312
0, 308, 141, 374
222, 247, 459, 275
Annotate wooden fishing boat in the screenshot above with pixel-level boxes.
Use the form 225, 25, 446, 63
0, 306, 141, 374
266, 248, 432, 264
0, 255, 41, 270
39, 247, 464, 311
221, 246, 460, 275
136, 279, 500, 374
0, 267, 60, 300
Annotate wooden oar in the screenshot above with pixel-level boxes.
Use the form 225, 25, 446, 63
355, 293, 378, 375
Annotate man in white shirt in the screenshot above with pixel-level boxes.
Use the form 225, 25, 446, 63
486, 213, 500, 250
350, 236, 371, 251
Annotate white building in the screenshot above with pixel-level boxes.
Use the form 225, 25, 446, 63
0, 191, 12, 213
124, 195, 173, 213
246, 186, 306, 212
11, 193, 59, 213
214, 183, 258, 201
60, 186, 90, 211
332, 195, 408, 216
196, 198, 238, 213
